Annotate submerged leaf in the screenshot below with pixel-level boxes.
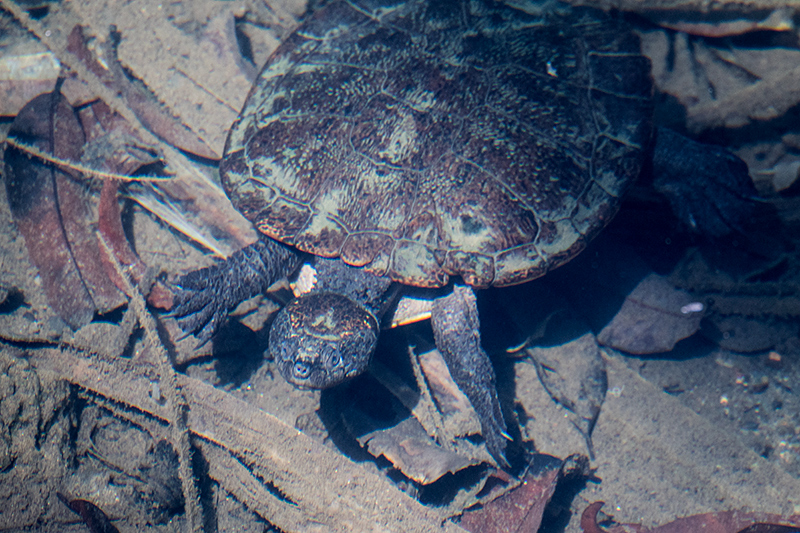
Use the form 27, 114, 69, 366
460, 454, 589, 533
359, 417, 480, 485
57, 492, 120, 533
343, 364, 483, 484
644, 8, 794, 37
581, 502, 800, 533
66, 24, 219, 159
4, 91, 126, 329
597, 273, 703, 354
526, 332, 606, 459
640, 26, 800, 133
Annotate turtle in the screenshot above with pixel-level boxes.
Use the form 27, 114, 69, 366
172, 0, 754, 467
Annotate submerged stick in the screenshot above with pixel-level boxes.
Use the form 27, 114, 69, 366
97, 233, 203, 533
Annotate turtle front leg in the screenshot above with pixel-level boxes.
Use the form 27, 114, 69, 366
431, 285, 510, 468
171, 236, 300, 345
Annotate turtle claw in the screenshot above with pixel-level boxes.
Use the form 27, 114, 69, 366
171, 265, 234, 347
480, 399, 512, 470
170, 238, 301, 345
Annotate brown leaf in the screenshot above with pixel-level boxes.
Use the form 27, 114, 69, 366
8, 1, 261, 256
70, 97, 175, 309
358, 417, 480, 485
597, 273, 703, 354
340, 365, 482, 485
417, 348, 481, 436
57, 492, 120, 533
459, 454, 569, 533
367, 346, 494, 472
581, 502, 614, 533
581, 502, 800, 533
4, 91, 126, 329
97, 179, 173, 310
64, 1, 259, 157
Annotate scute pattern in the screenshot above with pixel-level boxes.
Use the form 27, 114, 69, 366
222, 0, 653, 288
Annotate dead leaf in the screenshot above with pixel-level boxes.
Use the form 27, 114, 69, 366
701, 314, 798, 353
341, 368, 483, 485
4, 90, 126, 329
72, 98, 175, 309
97, 179, 173, 310
526, 327, 607, 458
640, 27, 800, 133
597, 273, 704, 354
5, 0, 263, 257
581, 502, 800, 533
57, 492, 121, 533
359, 417, 480, 485
368, 340, 494, 468
65, 24, 219, 160
417, 347, 482, 438
64, 0, 258, 157
460, 454, 590, 533
643, 8, 794, 37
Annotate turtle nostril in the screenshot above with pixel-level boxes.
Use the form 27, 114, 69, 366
294, 361, 311, 378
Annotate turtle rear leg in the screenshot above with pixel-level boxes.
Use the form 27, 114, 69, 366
651, 127, 757, 237
431, 285, 510, 469
171, 236, 300, 345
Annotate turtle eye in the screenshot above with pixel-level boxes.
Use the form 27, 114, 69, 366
293, 361, 311, 379
329, 354, 341, 368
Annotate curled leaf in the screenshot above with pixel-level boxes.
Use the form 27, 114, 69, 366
358, 417, 480, 485
57, 492, 120, 533
460, 454, 588, 533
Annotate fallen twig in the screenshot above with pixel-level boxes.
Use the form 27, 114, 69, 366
97, 233, 203, 533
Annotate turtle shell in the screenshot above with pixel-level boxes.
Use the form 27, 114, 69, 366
220, 0, 654, 288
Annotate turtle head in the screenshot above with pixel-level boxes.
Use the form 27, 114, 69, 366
269, 292, 379, 389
